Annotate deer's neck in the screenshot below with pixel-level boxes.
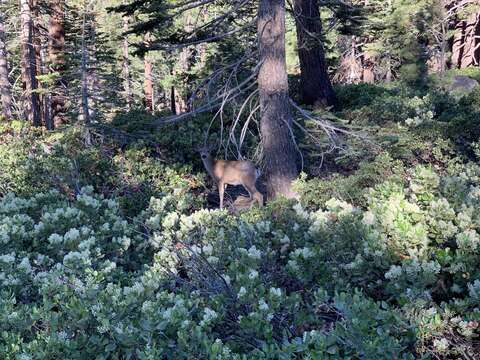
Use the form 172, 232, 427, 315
202, 156, 218, 182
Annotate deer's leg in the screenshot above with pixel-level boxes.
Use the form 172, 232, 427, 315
254, 192, 264, 206
245, 184, 263, 207
219, 181, 225, 209
244, 184, 254, 200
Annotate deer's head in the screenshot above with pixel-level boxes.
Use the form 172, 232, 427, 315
196, 144, 215, 161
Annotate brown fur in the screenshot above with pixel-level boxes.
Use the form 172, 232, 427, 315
199, 148, 263, 209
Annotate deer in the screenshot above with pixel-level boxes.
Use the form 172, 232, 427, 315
197, 145, 263, 209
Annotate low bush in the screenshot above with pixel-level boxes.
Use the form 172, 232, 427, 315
0, 124, 206, 217
335, 83, 396, 110
2, 159, 480, 358
446, 88, 480, 147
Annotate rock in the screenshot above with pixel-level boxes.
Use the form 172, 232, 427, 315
449, 75, 479, 95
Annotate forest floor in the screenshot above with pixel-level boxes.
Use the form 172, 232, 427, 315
1, 68, 480, 358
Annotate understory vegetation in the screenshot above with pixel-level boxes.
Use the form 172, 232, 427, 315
1, 68, 480, 359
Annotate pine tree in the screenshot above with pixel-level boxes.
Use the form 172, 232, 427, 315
0, 0, 12, 120
20, 0, 41, 126
259, 0, 299, 198
49, 0, 67, 128
143, 33, 153, 112
122, 15, 133, 109
293, 0, 337, 107
452, 0, 480, 68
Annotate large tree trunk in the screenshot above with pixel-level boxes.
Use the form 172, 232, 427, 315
20, 0, 41, 126
452, 3, 480, 68
0, 2, 12, 120
452, 17, 466, 67
49, 0, 66, 128
460, 11, 480, 68
258, 0, 299, 200
293, 0, 336, 107
122, 16, 133, 110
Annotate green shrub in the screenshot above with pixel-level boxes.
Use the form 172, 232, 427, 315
294, 153, 406, 208
335, 83, 395, 110
447, 88, 480, 146
0, 124, 206, 216
3, 159, 480, 358
345, 92, 435, 126
0, 125, 115, 196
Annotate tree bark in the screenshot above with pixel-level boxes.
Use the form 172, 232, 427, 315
87, 19, 99, 121
144, 56, 153, 112
122, 16, 133, 110
33, 0, 47, 127
174, 14, 193, 114
460, 11, 480, 68
49, 0, 66, 128
0, 2, 12, 120
452, 16, 466, 67
80, 0, 90, 124
143, 33, 153, 112
20, 0, 41, 126
258, 0, 299, 200
362, 52, 375, 83
169, 66, 176, 114
293, 0, 336, 107
170, 86, 176, 114
452, 3, 480, 68
385, 55, 392, 82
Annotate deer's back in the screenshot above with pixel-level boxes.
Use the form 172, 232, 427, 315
214, 159, 257, 185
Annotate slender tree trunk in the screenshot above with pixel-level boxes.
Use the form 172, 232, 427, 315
144, 56, 153, 112
440, 21, 447, 74
0, 2, 12, 120
170, 85, 176, 114
362, 52, 375, 83
171, 68, 186, 114
293, 0, 336, 107
258, 0, 299, 199
49, 0, 66, 128
348, 37, 361, 83
169, 65, 176, 114
81, 0, 90, 124
174, 82, 187, 114
385, 54, 392, 82
122, 16, 133, 110
175, 14, 193, 114
87, 20, 99, 120
20, 0, 41, 126
40, 22, 51, 127
143, 33, 153, 112
32, 0, 46, 126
